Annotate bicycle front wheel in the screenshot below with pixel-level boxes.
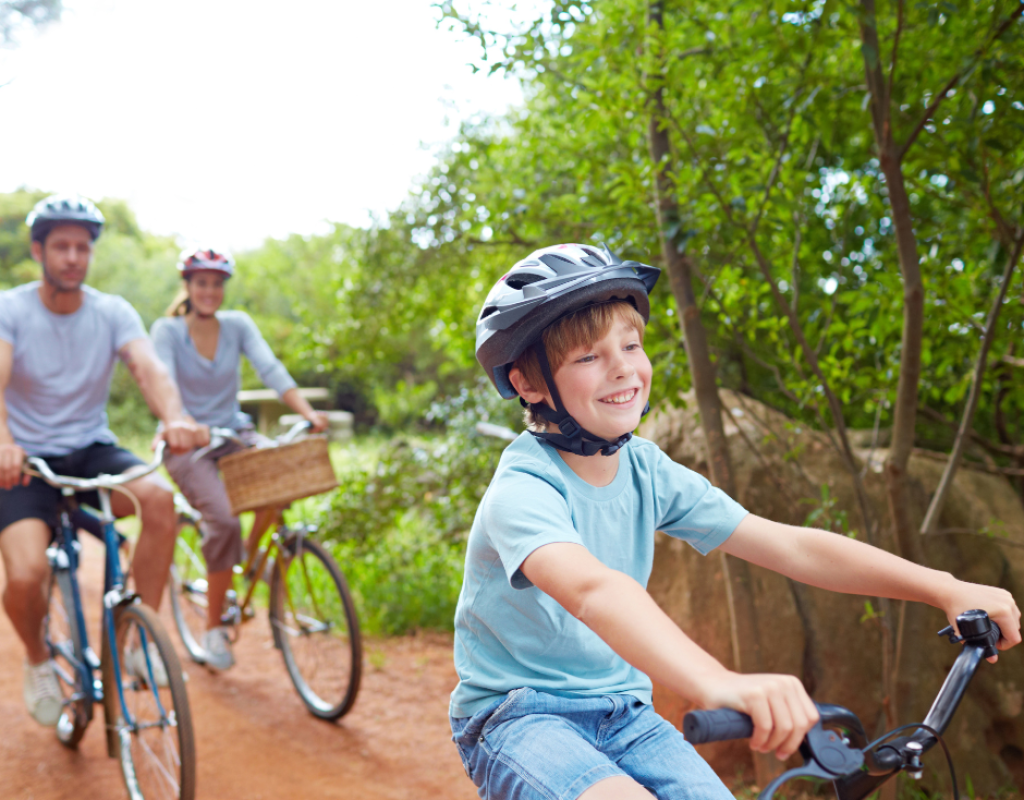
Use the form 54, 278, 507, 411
102, 603, 196, 800
269, 534, 362, 720
168, 517, 209, 664
46, 567, 93, 747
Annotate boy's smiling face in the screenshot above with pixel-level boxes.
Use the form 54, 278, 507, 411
547, 314, 652, 441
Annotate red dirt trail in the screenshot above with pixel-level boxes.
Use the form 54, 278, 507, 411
0, 536, 477, 800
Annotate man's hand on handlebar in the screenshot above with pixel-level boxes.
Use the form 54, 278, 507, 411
0, 441, 29, 489
942, 581, 1021, 662
156, 418, 211, 455
304, 411, 330, 434
699, 672, 819, 761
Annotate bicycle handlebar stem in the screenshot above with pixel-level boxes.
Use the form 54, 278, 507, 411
835, 610, 1001, 800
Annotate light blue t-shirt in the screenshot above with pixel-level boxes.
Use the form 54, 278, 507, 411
0, 282, 146, 456
450, 433, 748, 718
150, 311, 297, 429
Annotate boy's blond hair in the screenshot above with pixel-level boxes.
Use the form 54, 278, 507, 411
512, 300, 646, 430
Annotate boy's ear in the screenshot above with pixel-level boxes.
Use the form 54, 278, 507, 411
509, 367, 548, 405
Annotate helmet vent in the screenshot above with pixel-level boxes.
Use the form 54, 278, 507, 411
505, 273, 545, 290
538, 253, 577, 269
479, 305, 499, 319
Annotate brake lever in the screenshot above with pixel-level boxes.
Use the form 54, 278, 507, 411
759, 723, 865, 800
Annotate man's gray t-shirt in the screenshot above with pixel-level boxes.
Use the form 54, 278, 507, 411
0, 282, 146, 456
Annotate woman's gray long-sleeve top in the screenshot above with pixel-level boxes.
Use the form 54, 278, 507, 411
150, 311, 297, 430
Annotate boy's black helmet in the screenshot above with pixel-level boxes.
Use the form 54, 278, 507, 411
475, 243, 660, 457
26, 194, 105, 243
476, 243, 660, 400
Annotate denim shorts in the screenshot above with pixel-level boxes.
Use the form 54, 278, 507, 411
450, 688, 733, 800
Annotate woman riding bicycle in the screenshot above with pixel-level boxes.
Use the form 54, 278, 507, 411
151, 247, 327, 671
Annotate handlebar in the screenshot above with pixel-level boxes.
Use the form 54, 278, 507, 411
192, 420, 314, 463
22, 440, 167, 492
683, 610, 1003, 800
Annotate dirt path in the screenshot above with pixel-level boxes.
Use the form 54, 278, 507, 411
0, 536, 477, 800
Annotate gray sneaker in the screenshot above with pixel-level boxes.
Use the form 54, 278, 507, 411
24, 659, 63, 727
124, 642, 169, 688
202, 627, 235, 671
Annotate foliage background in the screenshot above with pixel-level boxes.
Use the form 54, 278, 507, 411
2, 0, 1022, 631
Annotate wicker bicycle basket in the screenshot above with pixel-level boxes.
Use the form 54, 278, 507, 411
218, 437, 338, 515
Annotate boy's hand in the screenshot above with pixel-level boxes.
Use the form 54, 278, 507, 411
941, 581, 1021, 662
700, 672, 819, 761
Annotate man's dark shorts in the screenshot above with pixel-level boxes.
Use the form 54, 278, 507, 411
0, 443, 144, 534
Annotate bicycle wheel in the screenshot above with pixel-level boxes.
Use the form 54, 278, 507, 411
168, 517, 208, 664
45, 567, 93, 747
269, 533, 362, 720
102, 603, 196, 800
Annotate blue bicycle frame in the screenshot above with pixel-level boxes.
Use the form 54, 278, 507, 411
37, 458, 171, 750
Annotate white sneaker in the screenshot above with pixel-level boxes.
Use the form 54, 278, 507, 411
24, 659, 63, 727
201, 627, 235, 671
123, 642, 169, 688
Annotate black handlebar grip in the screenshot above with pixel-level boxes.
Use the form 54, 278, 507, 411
683, 709, 754, 744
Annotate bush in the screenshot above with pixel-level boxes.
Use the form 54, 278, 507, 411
313, 380, 521, 635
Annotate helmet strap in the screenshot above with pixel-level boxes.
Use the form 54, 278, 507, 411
525, 342, 646, 457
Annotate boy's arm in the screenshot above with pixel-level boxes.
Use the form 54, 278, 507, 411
720, 514, 1022, 656
520, 542, 819, 760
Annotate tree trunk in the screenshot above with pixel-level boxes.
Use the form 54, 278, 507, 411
858, 6, 915, 767
859, 0, 926, 568
646, 1, 773, 785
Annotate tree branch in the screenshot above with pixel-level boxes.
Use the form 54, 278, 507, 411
887, 0, 905, 107
899, 2, 1024, 160
920, 230, 1024, 534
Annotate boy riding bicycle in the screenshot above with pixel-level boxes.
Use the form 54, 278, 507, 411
451, 243, 1021, 800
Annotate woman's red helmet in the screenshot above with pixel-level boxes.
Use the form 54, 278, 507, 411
177, 247, 234, 278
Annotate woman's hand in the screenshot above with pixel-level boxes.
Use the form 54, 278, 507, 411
699, 671, 819, 760
304, 411, 330, 434
942, 580, 1021, 661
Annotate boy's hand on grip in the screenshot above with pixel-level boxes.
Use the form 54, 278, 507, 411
700, 672, 818, 761
941, 581, 1021, 662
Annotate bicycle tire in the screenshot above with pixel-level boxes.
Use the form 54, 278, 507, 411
45, 567, 93, 748
168, 518, 209, 665
269, 534, 362, 720
101, 603, 196, 800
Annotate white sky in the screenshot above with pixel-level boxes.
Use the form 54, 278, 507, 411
0, 0, 529, 250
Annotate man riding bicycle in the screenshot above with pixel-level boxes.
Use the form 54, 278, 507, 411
0, 194, 208, 728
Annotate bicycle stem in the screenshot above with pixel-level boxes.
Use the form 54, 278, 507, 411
836, 638, 991, 800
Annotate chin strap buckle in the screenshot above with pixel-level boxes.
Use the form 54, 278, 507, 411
558, 418, 581, 438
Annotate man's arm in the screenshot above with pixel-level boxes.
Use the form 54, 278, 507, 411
720, 514, 1022, 654
520, 542, 819, 760
119, 338, 209, 453
0, 340, 27, 489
